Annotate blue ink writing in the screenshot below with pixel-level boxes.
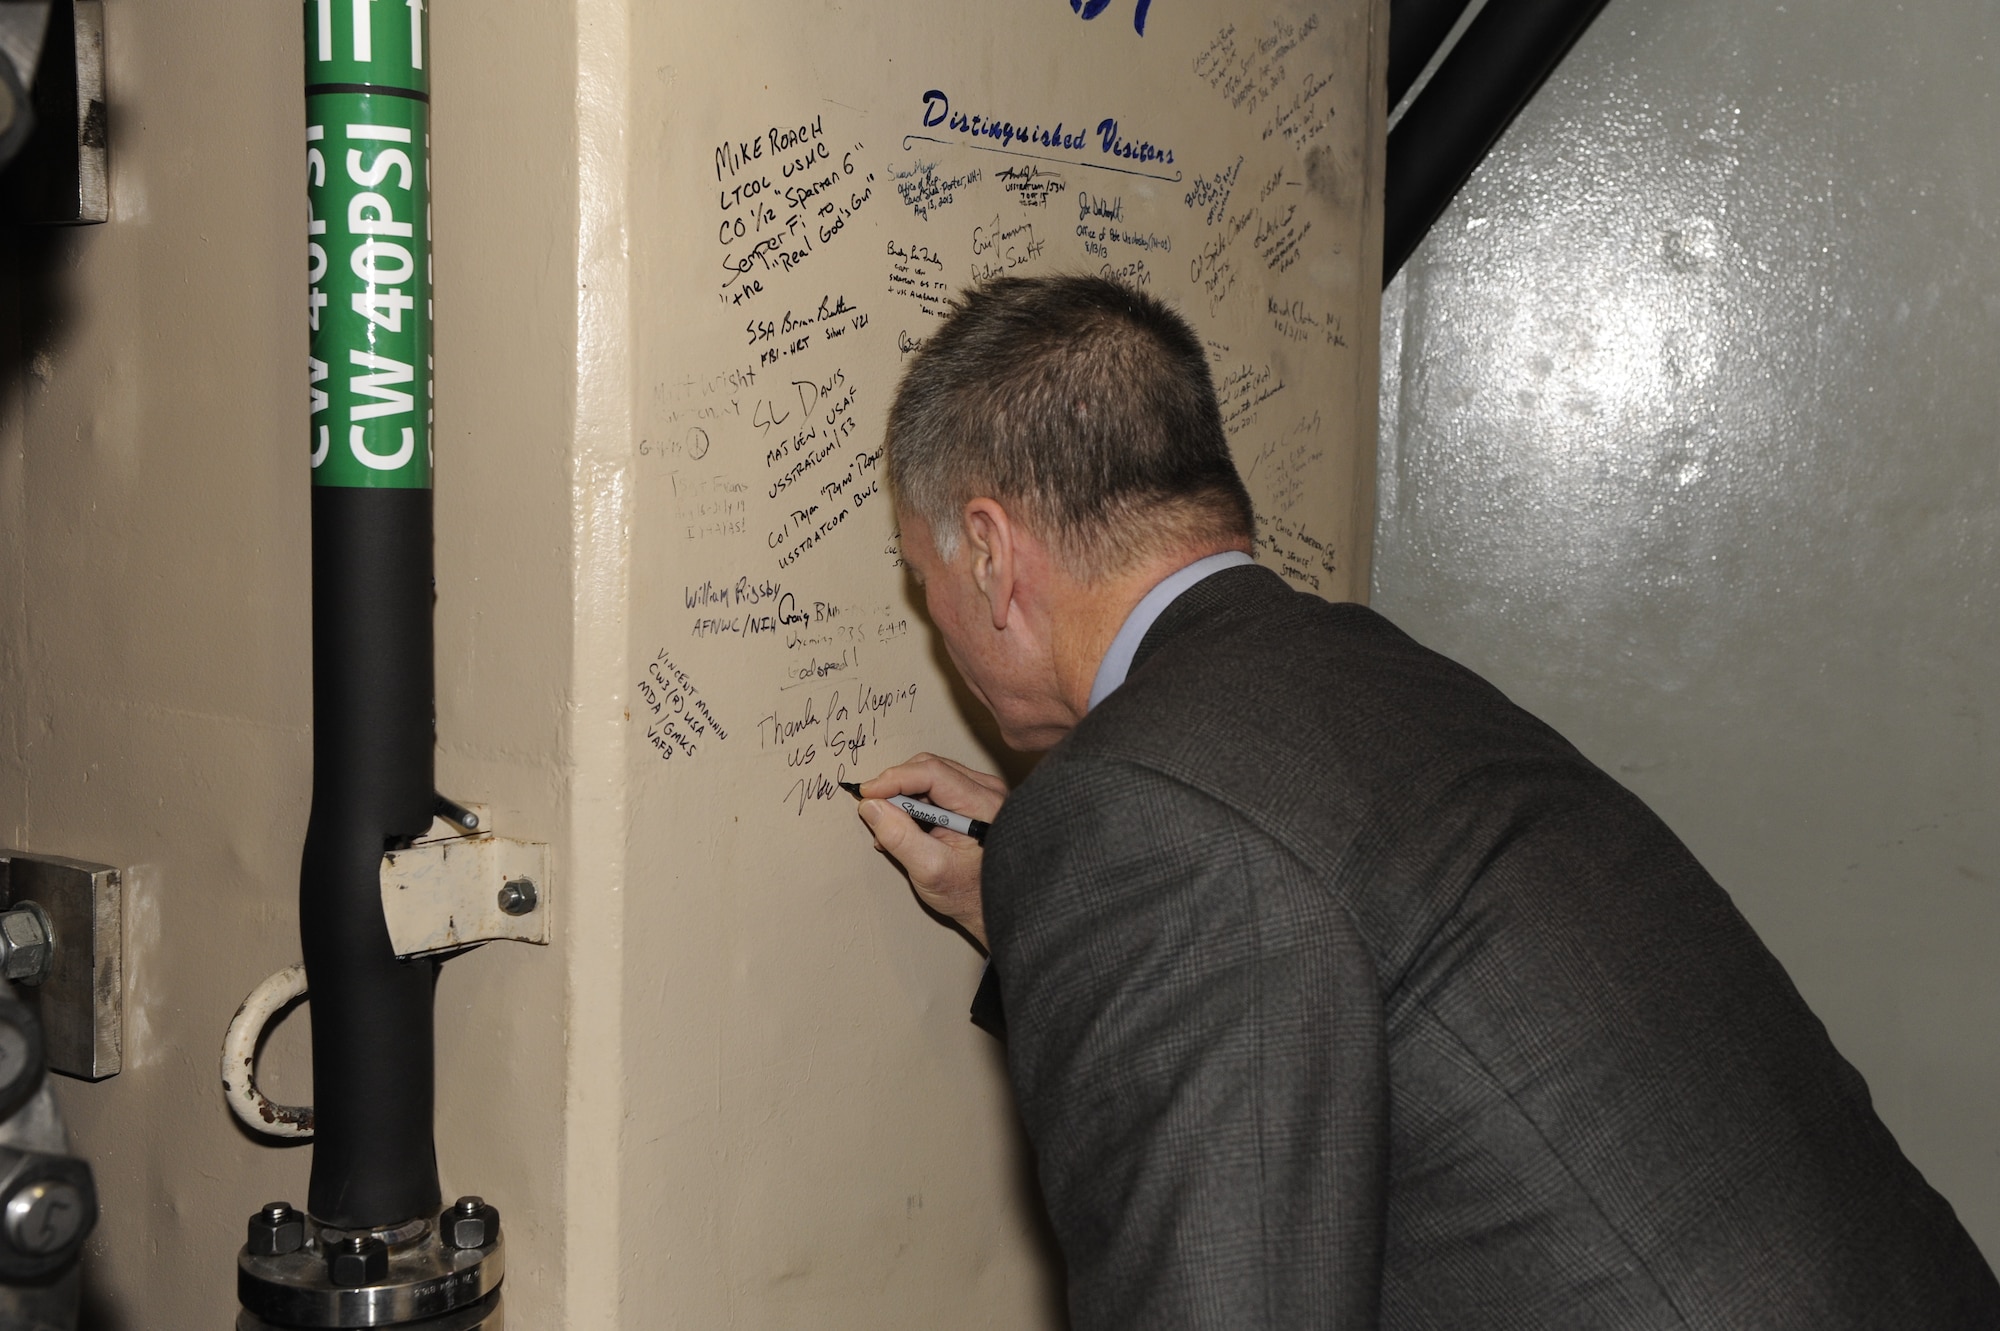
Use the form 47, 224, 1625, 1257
1070, 0, 1154, 37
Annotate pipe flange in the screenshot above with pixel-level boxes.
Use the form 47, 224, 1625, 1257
237, 1222, 501, 1329
236, 1287, 502, 1331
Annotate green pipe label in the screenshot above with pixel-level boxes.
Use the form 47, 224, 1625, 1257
305, 0, 428, 95
305, 1, 431, 488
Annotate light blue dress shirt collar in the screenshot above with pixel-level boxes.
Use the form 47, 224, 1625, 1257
1086, 550, 1257, 712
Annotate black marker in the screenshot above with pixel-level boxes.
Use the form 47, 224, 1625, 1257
840, 781, 990, 843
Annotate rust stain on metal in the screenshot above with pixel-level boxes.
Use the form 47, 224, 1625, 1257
259, 1101, 315, 1131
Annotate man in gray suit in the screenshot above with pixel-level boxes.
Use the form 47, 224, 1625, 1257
855, 275, 2000, 1328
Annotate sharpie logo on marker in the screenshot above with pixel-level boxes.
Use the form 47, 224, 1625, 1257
840, 782, 990, 843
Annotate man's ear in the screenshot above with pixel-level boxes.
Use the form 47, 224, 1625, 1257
961, 497, 1017, 631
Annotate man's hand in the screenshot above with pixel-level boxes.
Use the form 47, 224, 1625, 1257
857, 753, 1007, 949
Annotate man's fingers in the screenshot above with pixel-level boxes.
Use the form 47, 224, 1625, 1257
857, 796, 989, 947
858, 798, 951, 878
854, 753, 996, 948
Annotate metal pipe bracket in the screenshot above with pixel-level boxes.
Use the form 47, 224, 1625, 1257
377, 808, 550, 961
0, 850, 120, 1080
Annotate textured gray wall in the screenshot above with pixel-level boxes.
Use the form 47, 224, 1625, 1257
1376, 0, 1999, 1262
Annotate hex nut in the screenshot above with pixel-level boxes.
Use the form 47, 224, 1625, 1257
246, 1201, 305, 1257
441, 1195, 500, 1250
496, 879, 538, 917
327, 1233, 388, 1287
0, 907, 51, 985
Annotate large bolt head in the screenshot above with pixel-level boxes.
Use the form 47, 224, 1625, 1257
4, 1180, 86, 1255
326, 1233, 388, 1287
246, 1201, 304, 1257
0, 1150, 94, 1281
0, 908, 51, 984
441, 1196, 500, 1250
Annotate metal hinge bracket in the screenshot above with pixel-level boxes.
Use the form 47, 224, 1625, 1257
0, 850, 120, 1080
378, 805, 551, 961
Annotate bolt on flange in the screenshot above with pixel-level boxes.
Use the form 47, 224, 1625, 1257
442, 1195, 501, 1250
327, 1232, 389, 1287
246, 1201, 305, 1257
495, 879, 537, 917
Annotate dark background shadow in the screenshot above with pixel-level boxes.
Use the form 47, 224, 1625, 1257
0, 225, 79, 428
2, 0, 92, 409
4, 18, 104, 1322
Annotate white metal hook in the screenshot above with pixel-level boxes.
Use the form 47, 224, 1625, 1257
221, 964, 314, 1139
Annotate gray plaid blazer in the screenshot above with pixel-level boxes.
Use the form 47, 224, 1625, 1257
981, 564, 1998, 1329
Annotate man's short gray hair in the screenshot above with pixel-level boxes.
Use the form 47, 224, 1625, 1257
885, 275, 1254, 578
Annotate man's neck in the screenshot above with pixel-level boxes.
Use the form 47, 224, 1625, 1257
1047, 540, 1252, 719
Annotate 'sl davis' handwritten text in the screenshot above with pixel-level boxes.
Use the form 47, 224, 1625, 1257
760, 368, 861, 500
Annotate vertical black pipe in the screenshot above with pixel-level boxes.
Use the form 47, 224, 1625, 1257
301, 489, 441, 1228
300, 0, 440, 1230
1383, 0, 1615, 281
